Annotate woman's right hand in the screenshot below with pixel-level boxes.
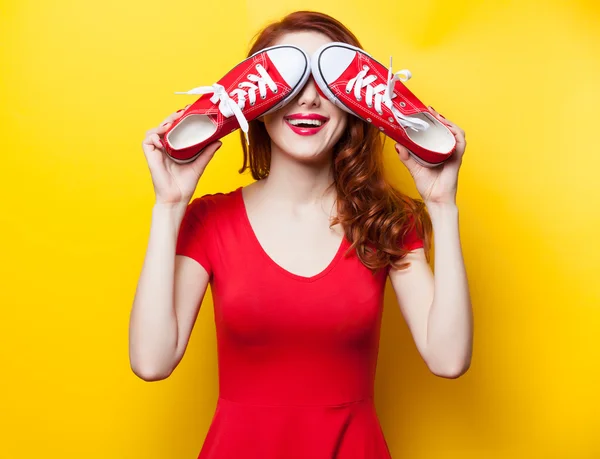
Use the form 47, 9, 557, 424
142, 109, 222, 206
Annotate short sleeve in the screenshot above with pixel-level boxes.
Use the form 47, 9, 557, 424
175, 196, 214, 275
399, 216, 424, 252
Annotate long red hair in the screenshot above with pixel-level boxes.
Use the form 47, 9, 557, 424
239, 11, 432, 272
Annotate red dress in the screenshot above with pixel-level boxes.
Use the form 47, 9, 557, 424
175, 187, 423, 459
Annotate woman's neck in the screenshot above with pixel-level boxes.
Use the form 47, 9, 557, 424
258, 148, 336, 206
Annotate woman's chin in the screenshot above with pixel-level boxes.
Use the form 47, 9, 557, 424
281, 148, 332, 165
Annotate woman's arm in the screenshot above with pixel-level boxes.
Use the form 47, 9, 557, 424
390, 106, 472, 378
389, 202, 473, 378
129, 202, 210, 381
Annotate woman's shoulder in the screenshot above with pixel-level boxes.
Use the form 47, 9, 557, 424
187, 187, 242, 221
191, 186, 240, 206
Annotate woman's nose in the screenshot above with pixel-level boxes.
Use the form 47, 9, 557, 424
296, 76, 321, 108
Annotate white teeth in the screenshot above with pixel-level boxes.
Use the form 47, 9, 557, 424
286, 119, 324, 127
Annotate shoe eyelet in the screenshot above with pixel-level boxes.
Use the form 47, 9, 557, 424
345, 88, 351, 94
399, 102, 406, 107
377, 111, 383, 116
388, 117, 394, 123
367, 103, 372, 108
363, 65, 368, 70
366, 118, 372, 123
238, 84, 243, 88
273, 87, 278, 93
261, 94, 266, 99
357, 96, 362, 102
379, 127, 385, 131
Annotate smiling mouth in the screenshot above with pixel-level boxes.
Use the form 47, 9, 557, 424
283, 113, 330, 133
285, 118, 327, 128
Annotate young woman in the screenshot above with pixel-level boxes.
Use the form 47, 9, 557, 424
129, 10, 472, 459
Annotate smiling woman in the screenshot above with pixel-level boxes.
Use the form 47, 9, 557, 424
241, 17, 434, 270
130, 9, 472, 459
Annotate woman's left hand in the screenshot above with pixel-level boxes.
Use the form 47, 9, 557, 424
396, 106, 466, 206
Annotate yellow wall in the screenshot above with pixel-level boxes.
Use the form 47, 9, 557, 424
1, 0, 599, 457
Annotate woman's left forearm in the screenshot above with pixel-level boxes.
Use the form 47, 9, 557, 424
425, 202, 473, 377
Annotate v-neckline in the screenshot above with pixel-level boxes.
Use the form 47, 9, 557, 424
236, 186, 348, 283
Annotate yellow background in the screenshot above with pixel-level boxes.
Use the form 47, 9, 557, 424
1, 0, 599, 457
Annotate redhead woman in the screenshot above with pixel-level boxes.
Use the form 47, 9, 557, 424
129, 10, 472, 459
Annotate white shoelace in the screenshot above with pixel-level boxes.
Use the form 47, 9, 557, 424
345, 57, 430, 132
175, 64, 278, 144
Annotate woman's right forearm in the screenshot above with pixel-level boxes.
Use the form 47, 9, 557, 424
129, 201, 188, 380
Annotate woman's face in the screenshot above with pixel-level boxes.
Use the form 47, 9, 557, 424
262, 31, 348, 164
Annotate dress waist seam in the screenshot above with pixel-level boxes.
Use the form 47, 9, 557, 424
217, 395, 374, 408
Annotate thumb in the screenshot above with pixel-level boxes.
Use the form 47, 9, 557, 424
395, 143, 419, 175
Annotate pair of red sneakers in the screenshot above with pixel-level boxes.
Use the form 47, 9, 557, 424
162, 43, 456, 167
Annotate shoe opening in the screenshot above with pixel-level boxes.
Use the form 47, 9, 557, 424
167, 115, 217, 150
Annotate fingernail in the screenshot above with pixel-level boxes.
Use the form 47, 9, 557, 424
176, 109, 184, 113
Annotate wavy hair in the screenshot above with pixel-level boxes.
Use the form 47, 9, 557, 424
239, 11, 432, 271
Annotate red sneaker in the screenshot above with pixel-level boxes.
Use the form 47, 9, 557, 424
163, 45, 311, 163
311, 43, 456, 167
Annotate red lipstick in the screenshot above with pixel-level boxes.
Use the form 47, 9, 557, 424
284, 113, 329, 136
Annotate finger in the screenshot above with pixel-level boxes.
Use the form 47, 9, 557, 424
428, 106, 466, 139
149, 133, 164, 151
444, 123, 467, 151
142, 133, 162, 152
427, 107, 466, 151
161, 110, 185, 126
161, 104, 192, 125
427, 106, 464, 136
153, 107, 189, 138
146, 113, 179, 140
146, 123, 170, 138
427, 106, 454, 127
156, 121, 173, 135
192, 141, 222, 171
450, 136, 466, 160
446, 122, 465, 140
395, 143, 420, 175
